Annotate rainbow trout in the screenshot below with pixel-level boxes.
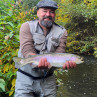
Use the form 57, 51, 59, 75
13, 53, 83, 68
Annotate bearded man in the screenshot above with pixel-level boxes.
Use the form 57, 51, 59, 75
14, 0, 76, 97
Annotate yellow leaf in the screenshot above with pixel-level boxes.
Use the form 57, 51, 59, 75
61, 0, 65, 3
3, 64, 9, 73
9, 64, 12, 69
12, 66, 15, 72
8, 46, 11, 51
0, 60, 2, 65
12, 78, 16, 87
9, 88, 14, 96
9, 78, 16, 96
95, 21, 97, 24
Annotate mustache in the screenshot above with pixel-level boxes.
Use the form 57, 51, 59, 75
43, 16, 52, 20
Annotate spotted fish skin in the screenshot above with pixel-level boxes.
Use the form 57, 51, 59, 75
13, 53, 84, 68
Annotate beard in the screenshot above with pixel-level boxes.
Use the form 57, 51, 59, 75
40, 16, 54, 28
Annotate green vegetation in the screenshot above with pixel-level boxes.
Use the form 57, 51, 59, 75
0, 0, 36, 96
55, 0, 97, 56
0, 0, 97, 96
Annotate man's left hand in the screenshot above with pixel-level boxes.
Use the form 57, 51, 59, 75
63, 61, 76, 69
38, 58, 51, 69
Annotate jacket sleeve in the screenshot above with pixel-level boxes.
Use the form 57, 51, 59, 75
55, 30, 68, 53
19, 22, 36, 57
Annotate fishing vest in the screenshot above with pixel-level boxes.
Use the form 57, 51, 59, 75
16, 20, 66, 77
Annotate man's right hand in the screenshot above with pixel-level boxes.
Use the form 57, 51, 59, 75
38, 58, 51, 69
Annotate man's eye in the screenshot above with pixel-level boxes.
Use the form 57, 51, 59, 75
43, 10, 47, 12
50, 11, 54, 13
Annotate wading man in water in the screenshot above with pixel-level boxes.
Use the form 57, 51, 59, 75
14, 0, 76, 97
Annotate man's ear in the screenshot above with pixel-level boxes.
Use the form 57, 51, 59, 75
37, 10, 39, 17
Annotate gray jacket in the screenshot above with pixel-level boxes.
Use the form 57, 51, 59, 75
16, 20, 67, 77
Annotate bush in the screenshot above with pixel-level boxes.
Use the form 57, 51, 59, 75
0, 0, 97, 96
0, 0, 36, 96
55, 0, 97, 56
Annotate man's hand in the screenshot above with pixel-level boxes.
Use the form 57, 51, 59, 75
63, 61, 76, 69
38, 58, 51, 69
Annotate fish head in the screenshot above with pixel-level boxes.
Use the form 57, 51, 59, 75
75, 56, 84, 64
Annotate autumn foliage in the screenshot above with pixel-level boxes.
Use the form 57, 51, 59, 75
0, 0, 97, 97
56, 0, 97, 55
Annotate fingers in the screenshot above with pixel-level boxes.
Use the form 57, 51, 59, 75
69, 61, 76, 68
63, 61, 76, 70
38, 58, 51, 68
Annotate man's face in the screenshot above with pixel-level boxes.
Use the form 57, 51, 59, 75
37, 8, 56, 28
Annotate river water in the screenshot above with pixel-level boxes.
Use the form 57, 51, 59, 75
57, 55, 97, 97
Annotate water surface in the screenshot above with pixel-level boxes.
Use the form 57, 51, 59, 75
57, 55, 97, 97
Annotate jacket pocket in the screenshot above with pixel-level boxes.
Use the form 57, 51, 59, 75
47, 36, 59, 52
33, 33, 46, 51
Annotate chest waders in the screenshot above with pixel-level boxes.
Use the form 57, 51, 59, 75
14, 20, 66, 97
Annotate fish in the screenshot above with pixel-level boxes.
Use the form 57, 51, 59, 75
13, 53, 84, 68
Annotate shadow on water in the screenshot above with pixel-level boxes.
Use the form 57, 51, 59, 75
57, 55, 97, 97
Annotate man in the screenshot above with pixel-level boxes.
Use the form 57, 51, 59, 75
15, 0, 76, 97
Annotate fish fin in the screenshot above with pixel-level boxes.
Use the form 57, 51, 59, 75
13, 57, 38, 68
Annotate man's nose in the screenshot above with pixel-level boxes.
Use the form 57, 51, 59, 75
46, 11, 51, 16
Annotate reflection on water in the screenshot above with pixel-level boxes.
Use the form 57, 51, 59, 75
57, 55, 97, 97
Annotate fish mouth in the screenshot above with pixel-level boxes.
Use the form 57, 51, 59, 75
80, 57, 84, 63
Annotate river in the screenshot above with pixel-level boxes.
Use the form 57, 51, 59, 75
57, 55, 97, 97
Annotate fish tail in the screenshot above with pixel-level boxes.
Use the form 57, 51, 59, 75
13, 57, 24, 66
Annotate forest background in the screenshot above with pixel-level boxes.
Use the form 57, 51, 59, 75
0, 0, 97, 97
